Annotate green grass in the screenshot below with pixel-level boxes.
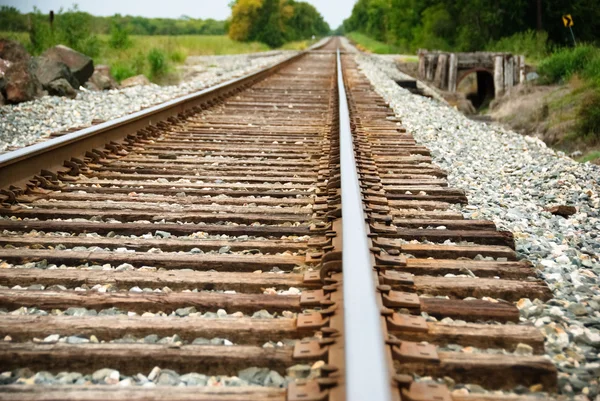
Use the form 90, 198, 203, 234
0, 31, 29, 44
346, 32, 402, 54
537, 45, 600, 144
486, 30, 549, 65
0, 33, 272, 83
279, 38, 320, 51
577, 151, 600, 163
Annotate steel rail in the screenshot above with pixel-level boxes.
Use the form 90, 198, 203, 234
337, 48, 392, 401
0, 39, 331, 190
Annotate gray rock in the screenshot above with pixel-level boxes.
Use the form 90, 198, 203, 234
65, 307, 91, 317
175, 307, 196, 317
238, 367, 269, 385
155, 230, 171, 238
66, 336, 89, 344
120, 75, 151, 88
286, 364, 311, 379
89, 65, 118, 90
180, 373, 208, 386
252, 310, 273, 319
264, 370, 286, 387
465, 384, 486, 393
34, 56, 79, 89
192, 337, 211, 345
144, 334, 159, 344
99, 307, 122, 316
218, 246, 231, 254
568, 303, 588, 316
57, 372, 82, 384
33, 371, 54, 385
46, 78, 77, 99
156, 369, 180, 386
92, 368, 119, 383
42, 45, 93, 84
514, 343, 534, 356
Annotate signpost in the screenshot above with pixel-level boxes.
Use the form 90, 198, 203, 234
562, 14, 576, 46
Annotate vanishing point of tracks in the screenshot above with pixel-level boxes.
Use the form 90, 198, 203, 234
0, 38, 557, 400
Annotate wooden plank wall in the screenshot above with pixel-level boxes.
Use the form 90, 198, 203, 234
416, 51, 525, 95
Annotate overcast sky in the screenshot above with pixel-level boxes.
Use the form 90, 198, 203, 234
0, 0, 354, 29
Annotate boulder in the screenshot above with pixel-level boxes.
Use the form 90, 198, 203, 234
0, 58, 11, 78
46, 78, 77, 99
34, 56, 79, 89
0, 58, 10, 94
4, 59, 42, 103
120, 74, 151, 88
0, 39, 30, 63
42, 45, 93, 85
88, 65, 118, 90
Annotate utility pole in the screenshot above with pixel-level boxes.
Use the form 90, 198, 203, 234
536, 0, 542, 31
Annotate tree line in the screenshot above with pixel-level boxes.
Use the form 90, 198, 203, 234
228, 0, 330, 48
0, 6, 226, 37
342, 0, 600, 53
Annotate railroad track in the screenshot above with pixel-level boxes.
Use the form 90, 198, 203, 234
0, 37, 557, 400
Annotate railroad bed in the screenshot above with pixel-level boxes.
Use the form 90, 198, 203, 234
0, 38, 557, 400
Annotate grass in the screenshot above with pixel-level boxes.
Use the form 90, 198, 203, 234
537, 45, 600, 146
346, 32, 402, 54
486, 30, 549, 65
577, 151, 600, 163
279, 38, 320, 51
0, 32, 273, 83
0, 32, 322, 83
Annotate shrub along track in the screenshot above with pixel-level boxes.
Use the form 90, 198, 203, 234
0, 38, 557, 400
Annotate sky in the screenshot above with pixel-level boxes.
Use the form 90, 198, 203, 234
0, 0, 355, 29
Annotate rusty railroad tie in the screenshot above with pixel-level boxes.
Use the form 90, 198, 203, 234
0, 38, 556, 401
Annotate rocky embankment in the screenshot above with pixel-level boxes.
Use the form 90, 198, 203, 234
0, 39, 295, 152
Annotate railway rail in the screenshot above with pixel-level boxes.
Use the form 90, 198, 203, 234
0, 37, 557, 400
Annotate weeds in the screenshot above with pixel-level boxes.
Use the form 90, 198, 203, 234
168, 49, 187, 63
486, 30, 549, 64
538, 45, 600, 84
147, 48, 168, 79
28, 5, 100, 57
109, 22, 132, 50
346, 32, 402, 54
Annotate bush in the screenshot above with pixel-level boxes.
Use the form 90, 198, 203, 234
486, 30, 549, 63
538, 45, 600, 84
28, 9, 54, 54
168, 48, 187, 63
27, 5, 100, 57
147, 48, 168, 78
577, 90, 600, 140
109, 23, 132, 49
110, 62, 136, 82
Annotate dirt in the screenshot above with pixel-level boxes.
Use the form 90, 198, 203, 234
488, 80, 599, 163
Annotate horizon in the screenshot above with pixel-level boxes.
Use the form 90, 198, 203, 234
0, 0, 354, 29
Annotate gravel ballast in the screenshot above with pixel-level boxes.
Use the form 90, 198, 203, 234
0, 52, 296, 152
354, 51, 600, 399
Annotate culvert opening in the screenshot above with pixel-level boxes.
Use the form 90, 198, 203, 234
457, 70, 495, 110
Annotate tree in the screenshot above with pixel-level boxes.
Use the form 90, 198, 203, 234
228, 0, 329, 47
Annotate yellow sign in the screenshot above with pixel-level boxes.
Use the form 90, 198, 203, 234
562, 14, 574, 27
